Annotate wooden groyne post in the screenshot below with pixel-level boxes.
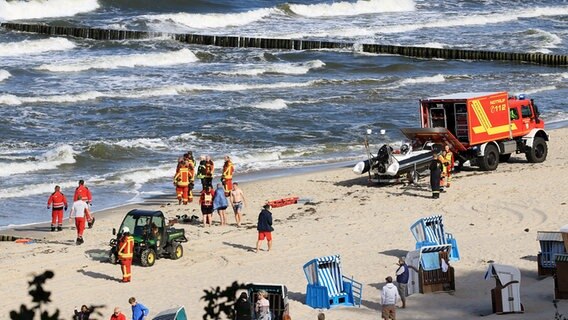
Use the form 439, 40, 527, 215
2, 22, 567, 67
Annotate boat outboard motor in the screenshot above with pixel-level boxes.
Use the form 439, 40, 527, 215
375, 145, 393, 174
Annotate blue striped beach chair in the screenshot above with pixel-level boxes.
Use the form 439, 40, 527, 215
410, 215, 460, 261
537, 231, 566, 277
303, 255, 362, 309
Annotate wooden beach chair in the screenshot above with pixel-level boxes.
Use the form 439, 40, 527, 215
303, 255, 363, 309
555, 254, 568, 299
410, 215, 460, 261
484, 263, 524, 314
405, 244, 455, 295
536, 231, 566, 277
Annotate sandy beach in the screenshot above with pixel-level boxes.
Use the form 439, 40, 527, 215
1, 128, 567, 320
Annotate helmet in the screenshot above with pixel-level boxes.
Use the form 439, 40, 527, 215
121, 226, 130, 234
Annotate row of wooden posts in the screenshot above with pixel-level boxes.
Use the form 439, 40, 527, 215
2, 22, 568, 67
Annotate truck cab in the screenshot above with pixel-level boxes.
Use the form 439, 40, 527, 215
406, 91, 548, 170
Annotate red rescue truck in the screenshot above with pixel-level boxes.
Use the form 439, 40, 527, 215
401, 91, 548, 170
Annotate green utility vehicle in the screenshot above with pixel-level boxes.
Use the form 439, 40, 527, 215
109, 209, 188, 267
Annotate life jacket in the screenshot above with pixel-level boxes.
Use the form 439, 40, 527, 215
201, 191, 213, 206
118, 235, 134, 260
48, 191, 67, 210
174, 166, 190, 186
444, 152, 454, 169
205, 160, 214, 178
197, 161, 206, 179
222, 161, 234, 179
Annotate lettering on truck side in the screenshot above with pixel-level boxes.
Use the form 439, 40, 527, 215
471, 99, 517, 135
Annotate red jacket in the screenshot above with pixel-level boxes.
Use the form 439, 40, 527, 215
110, 312, 126, 320
74, 185, 92, 203
47, 191, 68, 210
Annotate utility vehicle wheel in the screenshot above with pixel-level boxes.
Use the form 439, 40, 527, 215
406, 170, 419, 184
478, 144, 499, 171
526, 137, 547, 163
499, 153, 512, 163
169, 243, 183, 260
140, 249, 156, 267
108, 252, 117, 265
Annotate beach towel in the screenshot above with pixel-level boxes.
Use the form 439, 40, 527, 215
421, 252, 440, 271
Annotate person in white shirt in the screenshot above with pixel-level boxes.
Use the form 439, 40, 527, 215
381, 276, 399, 320
69, 195, 91, 245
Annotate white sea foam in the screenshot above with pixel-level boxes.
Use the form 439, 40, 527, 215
36, 49, 199, 72
520, 86, 557, 95
399, 74, 445, 86
111, 164, 174, 190
114, 138, 169, 150
144, 8, 276, 29
0, 69, 10, 82
219, 60, 325, 76
0, 80, 318, 105
0, 0, 99, 21
0, 145, 77, 177
0, 38, 76, 57
0, 180, 77, 200
251, 99, 289, 110
289, 0, 415, 17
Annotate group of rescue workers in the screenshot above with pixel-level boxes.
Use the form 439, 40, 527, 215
47, 180, 94, 244
429, 145, 454, 199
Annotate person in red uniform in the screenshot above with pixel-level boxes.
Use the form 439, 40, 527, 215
110, 306, 127, 320
118, 226, 134, 283
47, 185, 68, 232
174, 161, 191, 205
74, 180, 94, 228
204, 155, 214, 189
199, 185, 215, 227
222, 155, 234, 197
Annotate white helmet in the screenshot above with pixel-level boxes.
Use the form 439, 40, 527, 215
121, 226, 130, 233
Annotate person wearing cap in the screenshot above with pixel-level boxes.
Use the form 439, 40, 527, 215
117, 226, 134, 283
255, 204, 274, 253
395, 257, 409, 308
381, 276, 399, 320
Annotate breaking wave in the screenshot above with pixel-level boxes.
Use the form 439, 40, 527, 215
287, 0, 415, 17
0, 70, 10, 82
251, 99, 288, 110
0, 0, 99, 21
0, 145, 77, 177
143, 8, 276, 29
0, 38, 76, 57
218, 60, 325, 76
36, 48, 199, 72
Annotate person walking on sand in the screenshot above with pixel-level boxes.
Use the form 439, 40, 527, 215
381, 276, 399, 320
118, 227, 134, 283
230, 182, 246, 227
213, 183, 228, 226
255, 290, 271, 320
200, 185, 215, 227
129, 297, 149, 320
395, 257, 409, 308
256, 204, 274, 253
110, 307, 126, 320
69, 195, 91, 245
74, 180, 95, 228
47, 185, 68, 232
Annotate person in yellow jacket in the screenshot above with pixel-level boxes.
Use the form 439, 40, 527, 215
437, 152, 447, 191
174, 161, 191, 205
221, 155, 234, 196
118, 227, 134, 283
187, 158, 196, 203
443, 145, 454, 188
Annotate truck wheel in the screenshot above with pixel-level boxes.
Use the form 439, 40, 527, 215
169, 243, 183, 260
499, 154, 511, 162
108, 252, 117, 265
526, 137, 547, 163
140, 249, 156, 267
478, 144, 499, 171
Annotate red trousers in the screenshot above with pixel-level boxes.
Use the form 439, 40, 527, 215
51, 209, 64, 226
222, 178, 233, 196
176, 185, 189, 204
74, 217, 86, 237
120, 259, 132, 281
